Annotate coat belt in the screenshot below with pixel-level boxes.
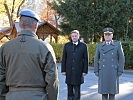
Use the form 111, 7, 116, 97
9, 87, 46, 92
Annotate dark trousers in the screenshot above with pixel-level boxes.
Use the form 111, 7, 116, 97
102, 94, 115, 100
67, 84, 81, 100
0, 96, 5, 100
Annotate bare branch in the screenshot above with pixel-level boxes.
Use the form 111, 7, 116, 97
17, 0, 26, 18
11, 0, 15, 21
4, 1, 13, 26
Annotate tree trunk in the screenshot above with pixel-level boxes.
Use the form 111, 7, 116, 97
4, 3, 13, 26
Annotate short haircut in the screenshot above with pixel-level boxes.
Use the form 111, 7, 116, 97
19, 16, 38, 28
71, 30, 80, 36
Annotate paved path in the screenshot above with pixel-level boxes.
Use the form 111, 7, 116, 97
58, 64, 133, 100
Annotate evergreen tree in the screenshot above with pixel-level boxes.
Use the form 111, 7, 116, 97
51, 0, 133, 42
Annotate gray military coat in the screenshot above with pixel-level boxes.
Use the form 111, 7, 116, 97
94, 40, 125, 94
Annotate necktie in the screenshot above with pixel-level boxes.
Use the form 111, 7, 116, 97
106, 42, 110, 45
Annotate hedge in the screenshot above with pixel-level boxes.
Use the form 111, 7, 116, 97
122, 41, 133, 69
51, 43, 97, 65
51, 43, 64, 62
51, 42, 133, 69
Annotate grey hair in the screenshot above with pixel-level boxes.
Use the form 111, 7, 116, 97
71, 30, 80, 36
19, 16, 38, 28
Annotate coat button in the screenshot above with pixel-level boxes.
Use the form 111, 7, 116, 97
112, 53, 113, 55
72, 67, 75, 70
103, 65, 105, 67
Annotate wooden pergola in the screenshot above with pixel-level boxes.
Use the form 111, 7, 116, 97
0, 26, 16, 40
0, 20, 59, 44
37, 21, 59, 43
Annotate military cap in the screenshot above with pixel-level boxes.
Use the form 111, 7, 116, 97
19, 9, 40, 22
103, 27, 114, 34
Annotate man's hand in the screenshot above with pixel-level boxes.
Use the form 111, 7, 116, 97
95, 72, 99, 77
117, 72, 122, 76
82, 73, 87, 76
62, 72, 66, 76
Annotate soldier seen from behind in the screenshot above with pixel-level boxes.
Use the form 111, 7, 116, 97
0, 9, 59, 100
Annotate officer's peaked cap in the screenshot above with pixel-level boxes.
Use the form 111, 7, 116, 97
103, 27, 114, 34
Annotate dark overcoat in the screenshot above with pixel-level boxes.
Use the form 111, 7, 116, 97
61, 41, 88, 85
94, 40, 125, 94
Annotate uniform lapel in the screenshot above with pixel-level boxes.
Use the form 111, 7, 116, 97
101, 41, 115, 54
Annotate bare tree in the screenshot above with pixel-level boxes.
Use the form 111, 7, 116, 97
40, 0, 60, 28
2, 0, 26, 26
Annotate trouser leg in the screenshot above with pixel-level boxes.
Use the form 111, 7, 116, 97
73, 85, 80, 100
67, 84, 74, 100
0, 96, 5, 100
102, 94, 108, 100
109, 94, 115, 100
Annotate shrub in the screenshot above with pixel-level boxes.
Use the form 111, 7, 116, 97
51, 43, 97, 66
51, 42, 133, 69
122, 41, 133, 69
88, 44, 97, 66
51, 43, 64, 62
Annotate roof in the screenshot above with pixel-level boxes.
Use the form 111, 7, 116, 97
0, 20, 60, 43
0, 27, 13, 40
37, 21, 59, 39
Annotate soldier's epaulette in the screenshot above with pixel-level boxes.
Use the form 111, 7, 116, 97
100, 41, 106, 45
113, 40, 120, 43
113, 40, 118, 42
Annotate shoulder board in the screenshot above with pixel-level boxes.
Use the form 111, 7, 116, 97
99, 41, 106, 45
113, 40, 119, 42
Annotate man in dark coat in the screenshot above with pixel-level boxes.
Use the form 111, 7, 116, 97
94, 27, 125, 100
0, 9, 59, 100
61, 30, 88, 100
